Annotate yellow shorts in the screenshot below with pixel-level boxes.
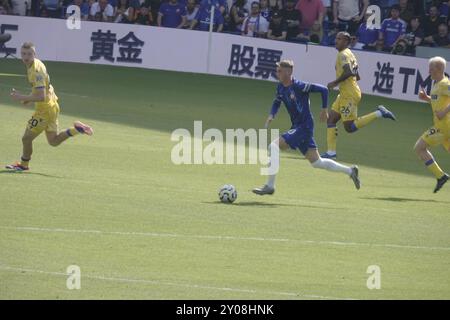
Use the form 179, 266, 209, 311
331, 93, 361, 122
27, 103, 60, 134
421, 126, 450, 152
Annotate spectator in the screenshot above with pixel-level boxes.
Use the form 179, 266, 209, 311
66, 0, 90, 20
260, 0, 271, 20
144, 0, 161, 23
184, 0, 199, 28
424, 23, 450, 46
403, 16, 424, 54
241, 1, 269, 37
108, 0, 118, 10
333, 0, 369, 34
280, 0, 301, 39
229, 0, 248, 33
295, 0, 324, 31
90, 0, 115, 21
157, 0, 187, 28
200, 0, 225, 15
439, 0, 449, 18
190, 4, 224, 31
40, 4, 50, 16
378, 4, 407, 51
354, 11, 379, 50
296, 19, 323, 43
423, 5, 445, 37
10, 0, 28, 15
135, 4, 153, 25
267, 10, 287, 40
321, 0, 332, 22
399, 0, 414, 23
0, 0, 11, 14
115, 0, 139, 23
268, 0, 282, 11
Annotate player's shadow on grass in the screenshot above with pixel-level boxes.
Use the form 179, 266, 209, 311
361, 196, 450, 203
202, 201, 344, 210
0, 170, 63, 179
202, 201, 297, 208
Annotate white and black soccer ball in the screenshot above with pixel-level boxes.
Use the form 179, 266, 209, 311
218, 184, 237, 203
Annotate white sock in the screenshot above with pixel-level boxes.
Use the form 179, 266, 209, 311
267, 175, 276, 188
375, 110, 382, 118
266, 142, 279, 188
312, 158, 352, 175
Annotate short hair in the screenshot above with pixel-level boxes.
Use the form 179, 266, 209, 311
251, 1, 260, 7
21, 42, 35, 51
277, 59, 294, 69
429, 56, 446, 70
337, 31, 351, 43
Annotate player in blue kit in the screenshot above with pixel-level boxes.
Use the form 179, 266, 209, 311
253, 60, 360, 195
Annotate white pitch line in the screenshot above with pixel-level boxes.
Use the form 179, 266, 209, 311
1, 225, 449, 252
0, 265, 355, 300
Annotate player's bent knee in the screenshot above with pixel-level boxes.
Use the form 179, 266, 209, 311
343, 122, 356, 133
48, 140, 60, 147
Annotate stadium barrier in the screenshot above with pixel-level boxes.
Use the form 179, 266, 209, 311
1, 15, 449, 103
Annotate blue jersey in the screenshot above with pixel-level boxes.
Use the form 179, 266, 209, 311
380, 18, 406, 47
270, 78, 328, 129
195, 5, 224, 31
159, 2, 187, 28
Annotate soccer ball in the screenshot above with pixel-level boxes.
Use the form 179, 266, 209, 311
218, 184, 237, 203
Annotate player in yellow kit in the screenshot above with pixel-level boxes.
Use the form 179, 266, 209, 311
321, 32, 396, 159
414, 56, 450, 193
6, 42, 93, 172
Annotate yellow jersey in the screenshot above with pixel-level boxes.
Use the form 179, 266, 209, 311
430, 76, 450, 132
336, 48, 361, 98
27, 58, 58, 112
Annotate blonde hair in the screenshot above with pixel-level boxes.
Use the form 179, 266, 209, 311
429, 56, 446, 70
21, 42, 36, 52
277, 59, 294, 69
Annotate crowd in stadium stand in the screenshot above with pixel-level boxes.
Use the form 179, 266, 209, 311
1, 0, 450, 55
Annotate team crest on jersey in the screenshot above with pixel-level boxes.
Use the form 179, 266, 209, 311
431, 94, 438, 100
290, 92, 296, 101
36, 74, 43, 82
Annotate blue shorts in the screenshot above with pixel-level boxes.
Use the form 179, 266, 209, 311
281, 127, 317, 155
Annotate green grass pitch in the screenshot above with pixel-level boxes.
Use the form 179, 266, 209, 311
0, 59, 449, 300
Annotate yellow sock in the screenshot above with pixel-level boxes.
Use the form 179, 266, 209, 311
327, 126, 337, 153
354, 111, 380, 129
66, 128, 80, 137
20, 158, 30, 167
425, 159, 445, 179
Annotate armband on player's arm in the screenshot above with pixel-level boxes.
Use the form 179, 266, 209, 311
308, 83, 329, 109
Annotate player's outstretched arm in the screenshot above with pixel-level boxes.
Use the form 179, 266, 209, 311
10, 88, 45, 104
307, 83, 329, 122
